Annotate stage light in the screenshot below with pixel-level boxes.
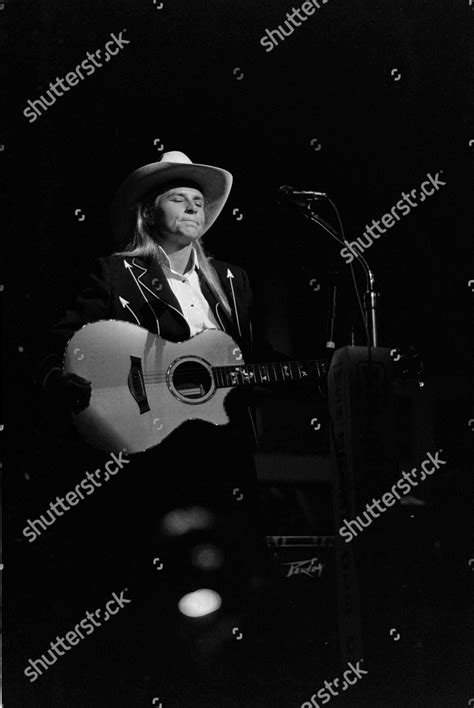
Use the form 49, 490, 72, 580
161, 506, 214, 537
191, 543, 224, 570
178, 588, 222, 618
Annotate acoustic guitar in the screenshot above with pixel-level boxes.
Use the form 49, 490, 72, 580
64, 320, 327, 454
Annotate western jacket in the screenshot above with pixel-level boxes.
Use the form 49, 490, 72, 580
35, 254, 284, 385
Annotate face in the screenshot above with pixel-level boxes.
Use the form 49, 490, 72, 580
150, 186, 206, 245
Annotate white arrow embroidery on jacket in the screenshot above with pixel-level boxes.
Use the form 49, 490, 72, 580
226, 268, 242, 338
123, 259, 160, 335
118, 296, 140, 325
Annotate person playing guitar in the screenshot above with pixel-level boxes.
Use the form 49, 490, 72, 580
35, 150, 305, 531
30, 149, 323, 703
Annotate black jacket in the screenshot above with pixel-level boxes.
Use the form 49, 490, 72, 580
35, 254, 283, 386
34, 254, 288, 455
28, 253, 291, 606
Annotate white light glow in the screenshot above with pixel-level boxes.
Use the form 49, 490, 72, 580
178, 588, 222, 618
162, 506, 213, 536
191, 544, 224, 570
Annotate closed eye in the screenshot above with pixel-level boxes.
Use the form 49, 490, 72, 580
168, 191, 204, 205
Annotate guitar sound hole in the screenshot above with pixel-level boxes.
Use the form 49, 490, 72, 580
173, 360, 212, 400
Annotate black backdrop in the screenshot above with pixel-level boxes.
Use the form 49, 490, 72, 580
5, 0, 474, 706
9, 0, 472, 368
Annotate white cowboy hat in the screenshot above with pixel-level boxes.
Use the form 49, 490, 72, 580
110, 150, 233, 243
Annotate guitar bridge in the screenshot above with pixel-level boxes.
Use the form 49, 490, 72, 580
128, 356, 150, 414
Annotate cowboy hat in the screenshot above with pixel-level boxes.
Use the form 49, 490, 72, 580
110, 150, 233, 243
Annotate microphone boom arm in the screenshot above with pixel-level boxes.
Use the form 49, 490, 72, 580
297, 201, 380, 348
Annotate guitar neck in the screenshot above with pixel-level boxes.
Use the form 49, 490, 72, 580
212, 359, 327, 389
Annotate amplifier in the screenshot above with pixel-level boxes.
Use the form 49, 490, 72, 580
266, 535, 338, 648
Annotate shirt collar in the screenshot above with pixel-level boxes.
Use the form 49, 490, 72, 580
157, 244, 199, 275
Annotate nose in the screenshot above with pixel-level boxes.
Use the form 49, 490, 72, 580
184, 200, 198, 213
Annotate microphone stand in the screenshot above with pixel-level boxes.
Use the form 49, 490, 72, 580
299, 200, 380, 487
297, 200, 380, 348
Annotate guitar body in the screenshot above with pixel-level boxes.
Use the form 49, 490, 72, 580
63, 320, 244, 454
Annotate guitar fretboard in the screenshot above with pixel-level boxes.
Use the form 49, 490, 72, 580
212, 360, 326, 388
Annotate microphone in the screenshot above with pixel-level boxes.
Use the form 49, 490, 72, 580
278, 185, 328, 201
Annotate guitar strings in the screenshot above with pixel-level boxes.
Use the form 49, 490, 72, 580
141, 361, 321, 383
142, 361, 320, 374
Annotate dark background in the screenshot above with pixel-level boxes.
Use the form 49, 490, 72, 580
4, 0, 473, 706
8, 0, 473, 368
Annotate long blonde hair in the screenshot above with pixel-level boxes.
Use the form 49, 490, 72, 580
113, 193, 233, 319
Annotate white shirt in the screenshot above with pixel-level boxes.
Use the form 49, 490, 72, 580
157, 245, 221, 336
